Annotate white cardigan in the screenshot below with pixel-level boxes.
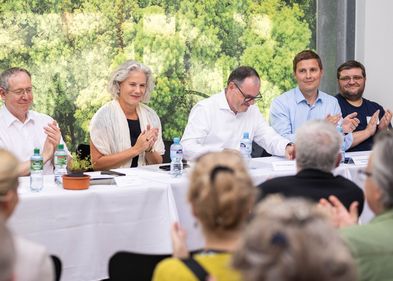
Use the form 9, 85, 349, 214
89, 100, 165, 167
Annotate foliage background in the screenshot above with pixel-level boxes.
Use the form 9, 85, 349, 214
0, 0, 315, 151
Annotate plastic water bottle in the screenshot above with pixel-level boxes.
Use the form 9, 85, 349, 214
170, 137, 183, 177
54, 144, 67, 185
240, 132, 252, 163
30, 148, 43, 192
336, 123, 346, 163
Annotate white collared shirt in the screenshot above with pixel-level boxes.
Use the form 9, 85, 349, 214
181, 91, 290, 161
0, 106, 68, 174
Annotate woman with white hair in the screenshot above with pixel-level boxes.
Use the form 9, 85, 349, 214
90, 60, 164, 170
320, 130, 393, 281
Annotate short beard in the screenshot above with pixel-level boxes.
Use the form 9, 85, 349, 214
341, 90, 363, 102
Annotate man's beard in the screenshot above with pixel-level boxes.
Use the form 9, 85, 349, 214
341, 87, 364, 102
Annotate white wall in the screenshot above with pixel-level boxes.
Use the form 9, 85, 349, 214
356, 0, 393, 111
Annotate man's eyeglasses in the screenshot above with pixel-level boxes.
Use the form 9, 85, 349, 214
233, 82, 262, 103
6, 87, 33, 96
339, 76, 364, 83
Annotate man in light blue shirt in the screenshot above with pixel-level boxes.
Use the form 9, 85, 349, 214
270, 50, 359, 150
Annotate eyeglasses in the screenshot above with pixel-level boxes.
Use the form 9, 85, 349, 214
339, 76, 364, 83
6, 87, 33, 96
233, 82, 262, 103
358, 169, 373, 180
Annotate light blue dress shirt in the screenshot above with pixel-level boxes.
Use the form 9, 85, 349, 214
269, 87, 353, 150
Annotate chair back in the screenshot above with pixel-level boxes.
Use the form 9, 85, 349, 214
251, 141, 271, 158
108, 251, 170, 281
162, 140, 173, 163
76, 143, 90, 160
50, 255, 62, 281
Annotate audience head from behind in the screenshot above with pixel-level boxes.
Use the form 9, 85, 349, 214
152, 151, 256, 281
189, 150, 257, 238
107, 60, 155, 103
365, 130, 393, 215
0, 149, 55, 281
0, 149, 19, 219
295, 119, 342, 172
232, 196, 357, 281
0, 217, 15, 281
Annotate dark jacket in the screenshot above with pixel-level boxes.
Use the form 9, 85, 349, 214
258, 168, 365, 214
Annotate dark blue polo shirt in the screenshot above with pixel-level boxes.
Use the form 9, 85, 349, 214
336, 94, 386, 151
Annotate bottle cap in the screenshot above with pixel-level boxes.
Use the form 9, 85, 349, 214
173, 137, 180, 144
243, 132, 250, 139
33, 148, 40, 154
57, 144, 64, 150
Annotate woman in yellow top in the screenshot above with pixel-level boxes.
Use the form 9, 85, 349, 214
152, 151, 256, 281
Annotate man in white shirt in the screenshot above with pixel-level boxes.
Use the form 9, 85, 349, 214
181, 66, 294, 161
0, 67, 68, 175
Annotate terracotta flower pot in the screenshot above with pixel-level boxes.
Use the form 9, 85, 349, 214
62, 175, 91, 190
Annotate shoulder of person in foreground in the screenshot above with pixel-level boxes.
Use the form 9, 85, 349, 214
14, 236, 54, 281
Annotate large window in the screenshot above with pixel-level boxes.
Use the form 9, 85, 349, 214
0, 0, 316, 149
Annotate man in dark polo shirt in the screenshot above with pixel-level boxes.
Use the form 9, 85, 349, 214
258, 120, 364, 214
336, 60, 392, 151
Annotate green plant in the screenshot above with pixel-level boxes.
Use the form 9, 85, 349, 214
68, 152, 92, 175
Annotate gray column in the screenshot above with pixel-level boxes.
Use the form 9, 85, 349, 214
317, 0, 356, 95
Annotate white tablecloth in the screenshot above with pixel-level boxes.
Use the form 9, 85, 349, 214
8, 152, 371, 281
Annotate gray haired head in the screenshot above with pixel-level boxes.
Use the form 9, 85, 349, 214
107, 60, 154, 103
0, 67, 31, 91
295, 120, 341, 172
371, 130, 393, 209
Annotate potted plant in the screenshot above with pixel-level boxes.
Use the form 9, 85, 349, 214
62, 152, 92, 190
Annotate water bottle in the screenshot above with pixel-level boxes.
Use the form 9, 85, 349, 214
240, 132, 252, 163
54, 144, 67, 185
170, 137, 183, 177
30, 148, 43, 192
336, 123, 346, 163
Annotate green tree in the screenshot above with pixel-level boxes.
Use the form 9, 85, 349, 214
0, 0, 315, 150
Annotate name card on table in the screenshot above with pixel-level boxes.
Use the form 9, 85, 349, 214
350, 155, 369, 166
272, 161, 296, 171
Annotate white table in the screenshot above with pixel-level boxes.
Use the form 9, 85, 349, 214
8, 152, 371, 281
9, 175, 179, 281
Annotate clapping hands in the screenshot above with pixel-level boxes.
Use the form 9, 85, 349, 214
170, 222, 189, 258
378, 109, 392, 131
326, 112, 360, 133
135, 124, 159, 153
318, 195, 359, 228
42, 120, 61, 163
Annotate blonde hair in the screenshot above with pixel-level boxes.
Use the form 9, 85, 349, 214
0, 149, 19, 196
188, 151, 256, 234
233, 196, 357, 281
